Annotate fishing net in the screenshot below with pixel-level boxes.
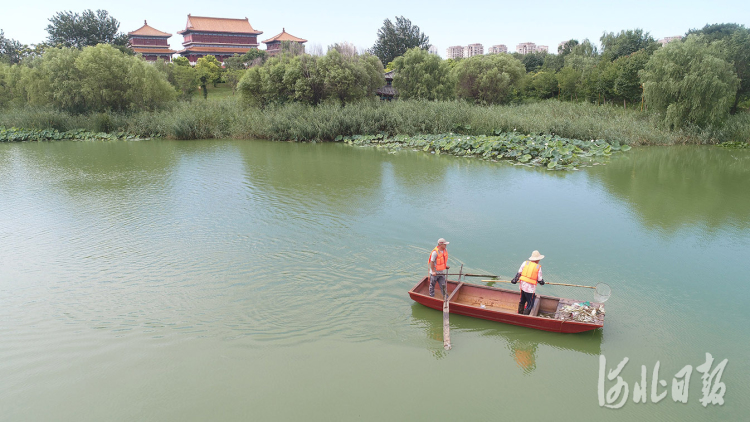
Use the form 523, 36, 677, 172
594, 283, 612, 303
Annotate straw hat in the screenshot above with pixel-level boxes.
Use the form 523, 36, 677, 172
437, 238, 449, 245
528, 250, 544, 261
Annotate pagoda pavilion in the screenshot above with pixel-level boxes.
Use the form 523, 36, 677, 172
261, 28, 307, 56
177, 15, 263, 63
127, 21, 176, 62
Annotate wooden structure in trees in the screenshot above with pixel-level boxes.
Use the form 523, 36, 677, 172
261, 28, 307, 56
177, 14, 263, 63
377, 71, 397, 101
128, 21, 176, 62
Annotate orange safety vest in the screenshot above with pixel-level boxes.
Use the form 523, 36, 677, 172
428, 247, 448, 271
519, 261, 540, 285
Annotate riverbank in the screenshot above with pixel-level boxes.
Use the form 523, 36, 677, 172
1, 99, 748, 145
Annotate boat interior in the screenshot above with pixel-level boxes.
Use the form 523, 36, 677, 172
413, 278, 564, 318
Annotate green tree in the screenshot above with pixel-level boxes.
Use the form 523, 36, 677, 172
392, 47, 454, 100
370, 16, 429, 66
560, 39, 600, 101
527, 71, 558, 99
9, 45, 175, 112
74, 43, 130, 110
46, 9, 127, 48
452, 53, 525, 104
319, 49, 384, 105
173, 56, 190, 67
556, 66, 581, 101
513, 51, 547, 72
224, 53, 247, 70
613, 50, 650, 106
591, 60, 619, 104
600, 29, 658, 62
688, 23, 750, 114
195, 55, 222, 98
558, 39, 579, 56
125, 57, 176, 109
284, 54, 324, 104
238, 50, 384, 106
242, 48, 267, 66
641, 35, 740, 129
172, 64, 199, 100
0, 30, 27, 64
225, 69, 246, 94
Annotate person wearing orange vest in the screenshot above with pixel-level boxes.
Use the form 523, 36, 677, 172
511, 250, 546, 315
428, 238, 451, 297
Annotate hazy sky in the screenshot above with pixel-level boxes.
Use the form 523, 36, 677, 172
2, 1, 749, 57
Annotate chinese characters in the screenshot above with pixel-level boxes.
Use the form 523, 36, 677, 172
598, 353, 727, 409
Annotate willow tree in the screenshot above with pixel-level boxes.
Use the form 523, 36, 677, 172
452, 53, 525, 104
688, 23, 750, 114
641, 35, 739, 129
392, 47, 454, 100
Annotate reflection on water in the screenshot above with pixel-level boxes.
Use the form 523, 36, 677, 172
591, 146, 750, 232
237, 142, 384, 213
409, 303, 603, 368
510, 341, 538, 374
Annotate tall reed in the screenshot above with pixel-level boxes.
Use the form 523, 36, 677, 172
2, 99, 748, 145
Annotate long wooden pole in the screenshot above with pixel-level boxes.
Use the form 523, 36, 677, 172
442, 265, 462, 351
480, 279, 596, 289
443, 293, 451, 350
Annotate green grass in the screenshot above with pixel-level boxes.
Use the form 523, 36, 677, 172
192, 83, 237, 101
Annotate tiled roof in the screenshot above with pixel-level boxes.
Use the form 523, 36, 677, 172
376, 85, 397, 97
132, 47, 176, 54
177, 46, 255, 54
262, 28, 307, 44
179, 15, 262, 35
128, 21, 172, 37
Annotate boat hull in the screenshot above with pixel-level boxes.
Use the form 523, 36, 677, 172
409, 277, 603, 334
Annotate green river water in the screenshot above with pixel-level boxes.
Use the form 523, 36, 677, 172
0, 140, 748, 421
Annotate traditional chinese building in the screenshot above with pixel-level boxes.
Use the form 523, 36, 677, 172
177, 15, 263, 63
127, 21, 176, 62
261, 28, 307, 56
376, 71, 397, 101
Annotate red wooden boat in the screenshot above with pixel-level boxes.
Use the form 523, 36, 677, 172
409, 276, 605, 333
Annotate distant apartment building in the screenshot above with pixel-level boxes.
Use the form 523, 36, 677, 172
658, 36, 682, 46
428, 45, 439, 55
488, 44, 508, 54
446, 45, 464, 59
516, 42, 536, 54
465, 43, 484, 57
516, 42, 548, 54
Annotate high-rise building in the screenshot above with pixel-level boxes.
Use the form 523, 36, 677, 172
487, 45, 508, 54
516, 42, 546, 54
465, 43, 484, 57
446, 45, 464, 59
428, 45, 439, 55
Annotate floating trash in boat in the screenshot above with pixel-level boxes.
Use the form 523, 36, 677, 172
555, 302, 605, 323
